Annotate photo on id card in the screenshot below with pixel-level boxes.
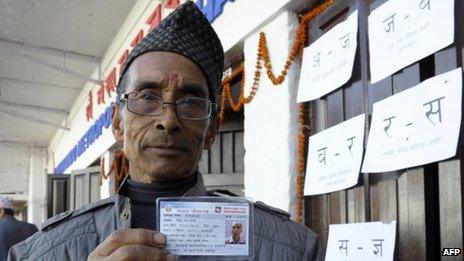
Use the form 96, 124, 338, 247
156, 197, 254, 259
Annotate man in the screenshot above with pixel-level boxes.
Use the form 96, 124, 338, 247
225, 222, 246, 244
0, 196, 37, 261
8, 2, 321, 260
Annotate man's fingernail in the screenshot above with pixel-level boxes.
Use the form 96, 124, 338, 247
154, 233, 166, 243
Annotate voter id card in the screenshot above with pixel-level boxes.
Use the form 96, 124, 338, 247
156, 197, 253, 258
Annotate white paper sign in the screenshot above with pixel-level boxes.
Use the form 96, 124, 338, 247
158, 200, 250, 256
325, 221, 397, 261
362, 68, 462, 173
297, 10, 358, 102
304, 114, 365, 195
368, 0, 454, 84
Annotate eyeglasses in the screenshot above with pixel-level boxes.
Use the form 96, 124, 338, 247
121, 91, 216, 120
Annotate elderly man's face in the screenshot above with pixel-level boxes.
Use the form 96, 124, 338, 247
232, 223, 243, 240
112, 52, 217, 182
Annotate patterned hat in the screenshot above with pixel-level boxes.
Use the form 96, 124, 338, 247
0, 196, 12, 209
118, 1, 224, 103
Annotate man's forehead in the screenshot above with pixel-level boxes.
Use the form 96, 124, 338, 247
127, 75, 210, 100
130, 75, 207, 89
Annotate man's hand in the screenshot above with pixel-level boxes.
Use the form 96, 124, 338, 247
88, 228, 176, 260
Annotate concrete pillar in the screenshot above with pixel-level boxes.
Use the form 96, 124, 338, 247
243, 11, 301, 219
27, 146, 47, 225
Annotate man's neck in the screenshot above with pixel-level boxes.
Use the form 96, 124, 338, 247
128, 165, 197, 183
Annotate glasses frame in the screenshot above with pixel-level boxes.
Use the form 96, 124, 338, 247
120, 91, 217, 120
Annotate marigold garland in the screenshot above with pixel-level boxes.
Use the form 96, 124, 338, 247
112, 151, 129, 192
219, 47, 262, 124
296, 103, 307, 224
219, 0, 334, 223
99, 157, 108, 186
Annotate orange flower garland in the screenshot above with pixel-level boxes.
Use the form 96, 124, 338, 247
112, 151, 129, 192
219, 46, 263, 124
296, 103, 307, 224
99, 157, 108, 186
219, 0, 334, 223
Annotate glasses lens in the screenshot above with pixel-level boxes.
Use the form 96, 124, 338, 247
128, 91, 163, 116
178, 97, 211, 119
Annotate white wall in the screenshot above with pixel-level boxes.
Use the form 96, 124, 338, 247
0, 144, 30, 194
212, 0, 291, 51
243, 11, 300, 218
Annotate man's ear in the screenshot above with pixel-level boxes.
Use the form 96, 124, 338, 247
111, 104, 124, 142
203, 116, 219, 149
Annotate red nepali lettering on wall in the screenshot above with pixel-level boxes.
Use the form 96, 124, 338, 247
97, 67, 117, 105
146, 4, 162, 32
164, 0, 180, 9
130, 30, 144, 48
86, 92, 93, 122
118, 49, 129, 75
105, 68, 117, 97
97, 85, 105, 104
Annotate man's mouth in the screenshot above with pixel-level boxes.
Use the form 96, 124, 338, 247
144, 144, 188, 157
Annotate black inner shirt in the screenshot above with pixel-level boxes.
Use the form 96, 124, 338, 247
118, 174, 197, 230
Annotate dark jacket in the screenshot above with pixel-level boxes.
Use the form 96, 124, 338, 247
8, 176, 321, 260
0, 215, 38, 261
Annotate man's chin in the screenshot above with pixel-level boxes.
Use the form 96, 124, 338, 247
135, 153, 197, 180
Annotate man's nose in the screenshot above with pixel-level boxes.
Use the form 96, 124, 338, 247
155, 104, 181, 133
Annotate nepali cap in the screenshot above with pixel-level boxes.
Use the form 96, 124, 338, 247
118, 1, 224, 103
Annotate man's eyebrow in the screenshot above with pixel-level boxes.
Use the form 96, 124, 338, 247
179, 83, 208, 98
132, 80, 162, 91
130, 79, 208, 97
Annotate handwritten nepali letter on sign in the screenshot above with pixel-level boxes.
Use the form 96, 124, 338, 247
297, 10, 358, 102
368, 0, 454, 84
157, 197, 252, 257
362, 68, 462, 173
325, 221, 397, 261
304, 114, 365, 195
